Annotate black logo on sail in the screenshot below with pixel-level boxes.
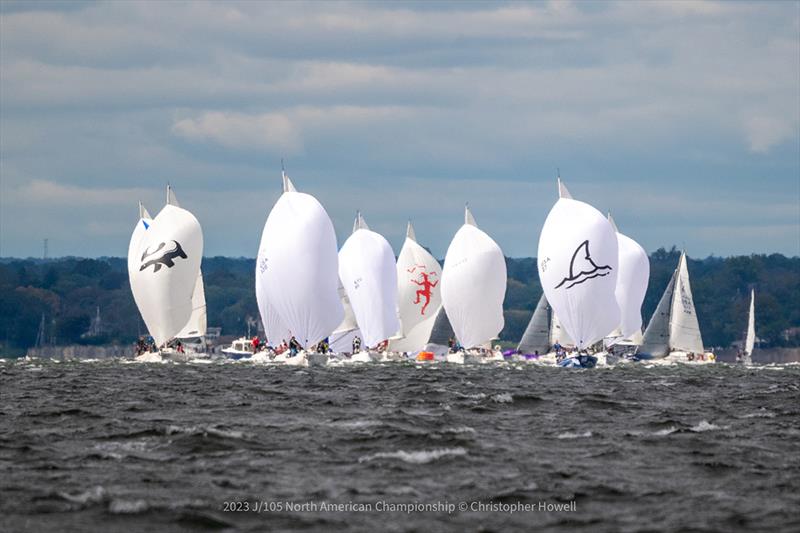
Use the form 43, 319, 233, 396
554, 240, 612, 290
139, 241, 187, 273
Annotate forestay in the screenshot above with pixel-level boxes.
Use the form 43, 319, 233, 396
537, 180, 620, 349
441, 206, 506, 349
257, 174, 343, 348
338, 213, 400, 348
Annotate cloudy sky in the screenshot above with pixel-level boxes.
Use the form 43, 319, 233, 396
1, 0, 798, 259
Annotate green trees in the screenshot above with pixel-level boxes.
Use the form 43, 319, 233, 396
0, 251, 797, 353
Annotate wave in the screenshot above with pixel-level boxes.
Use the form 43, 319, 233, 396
556, 431, 593, 439
490, 393, 513, 404
689, 420, 725, 432
58, 486, 108, 505
108, 498, 149, 514
165, 425, 250, 440
358, 447, 467, 464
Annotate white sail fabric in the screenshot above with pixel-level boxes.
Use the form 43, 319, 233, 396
745, 289, 755, 357
332, 277, 358, 336
441, 206, 506, 349
639, 270, 675, 357
549, 311, 575, 347
669, 252, 704, 354
537, 183, 620, 349
611, 216, 650, 339
258, 178, 343, 348
329, 327, 361, 354
129, 201, 203, 346
127, 203, 152, 278
339, 215, 400, 348
255, 271, 291, 346
176, 272, 207, 338
389, 314, 438, 353
395, 221, 443, 337
255, 212, 292, 346
517, 293, 550, 354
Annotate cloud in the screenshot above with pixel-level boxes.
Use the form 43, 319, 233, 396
172, 111, 302, 154
1, 0, 798, 257
743, 114, 796, 154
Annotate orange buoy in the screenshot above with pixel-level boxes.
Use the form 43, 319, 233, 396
416, 351, 434, 361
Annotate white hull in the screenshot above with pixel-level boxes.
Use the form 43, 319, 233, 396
446, 350, 504, 365
645, 351, 716, 365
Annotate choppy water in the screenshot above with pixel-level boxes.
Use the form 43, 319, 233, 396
1, 358, 799, 532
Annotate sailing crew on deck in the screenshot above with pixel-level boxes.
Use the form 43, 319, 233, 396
352, 336, 362, 353
288, 336, 301, 356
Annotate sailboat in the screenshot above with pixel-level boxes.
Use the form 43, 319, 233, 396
389, 221, 443, 355
737, 289, 756, 364
537, 179, 620, 368
338, 212, 400, 362
441, 205, 507, 364
601, 214, 649, 363
636, 251, 715, 364
128, 187, 204, 361
513, 293, 578, 365
257, 170, 343, 366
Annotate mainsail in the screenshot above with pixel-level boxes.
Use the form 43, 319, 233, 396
338, 212, 399, 348
427, 306, 455, 346
609, 214, 650, 340
670, 252, 704, 354
129, 188, 203, 346
549, 310, 575, 347
257, 172, 343, 348
517, 293, 550, 354
441, 205, 506, 349
744, 289, 755, 360
537, 179, 620, 349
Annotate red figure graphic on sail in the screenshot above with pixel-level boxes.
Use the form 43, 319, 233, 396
408, 266, 438, 315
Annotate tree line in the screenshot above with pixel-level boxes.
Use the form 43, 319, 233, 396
1, 248, 797, 355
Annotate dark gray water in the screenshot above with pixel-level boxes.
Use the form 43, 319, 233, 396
1, 359, 799, 532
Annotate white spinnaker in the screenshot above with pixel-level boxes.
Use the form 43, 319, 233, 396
389, 315, 438, 353
744, 289, 755, 357
441, 206, 506, 349
537, 181, 620, 349
339, 214, 400, 348
258, 175, 343, 348
395, 221, 443, 338
669, 252, 704, 353
255, 215, 292, 346
130, 201, 203, 346
127, 202, 152, 280
255, 272, 291, 346
610, 215, 650, 340
176, 272, 207, 338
